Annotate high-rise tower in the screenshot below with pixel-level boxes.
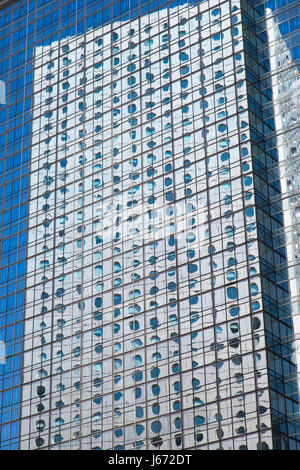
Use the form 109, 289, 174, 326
0, 0, 299, 450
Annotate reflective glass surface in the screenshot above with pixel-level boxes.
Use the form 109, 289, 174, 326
0, 0, 299, 450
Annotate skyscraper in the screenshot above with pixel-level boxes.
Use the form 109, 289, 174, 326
0, 0, 300, 451
267, 8, 300, 369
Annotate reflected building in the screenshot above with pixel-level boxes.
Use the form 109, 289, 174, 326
0, 0, 300, 451
267, 10, 300, 361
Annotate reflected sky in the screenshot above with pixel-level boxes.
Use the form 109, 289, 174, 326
266, 0, 300, 70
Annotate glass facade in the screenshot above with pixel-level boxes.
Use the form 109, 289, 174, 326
0, 0, 299, 451
266, 0, 300, 378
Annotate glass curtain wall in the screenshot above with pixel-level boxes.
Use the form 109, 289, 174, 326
0, 0, 299, 450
